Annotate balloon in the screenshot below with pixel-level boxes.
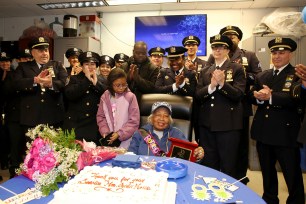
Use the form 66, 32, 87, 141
302, 6, 306, 23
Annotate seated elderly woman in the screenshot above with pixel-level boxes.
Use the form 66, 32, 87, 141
128, 101, 204, 161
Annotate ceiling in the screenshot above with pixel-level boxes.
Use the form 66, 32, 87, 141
0, 0, 305, 18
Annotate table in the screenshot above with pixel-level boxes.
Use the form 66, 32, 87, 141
0, 156, 265, 204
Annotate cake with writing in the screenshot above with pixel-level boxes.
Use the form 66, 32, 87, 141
49, 166, 176, 204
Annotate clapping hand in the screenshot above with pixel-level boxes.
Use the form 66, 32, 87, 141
295, 64, 306, 87
175, 71, 185, 88
185, 60, 197, 71
211, 69, 225, 87
83, 65, 97, 85
254, 85, 272, 101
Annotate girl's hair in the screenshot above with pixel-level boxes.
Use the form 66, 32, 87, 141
107, 68, 127, 96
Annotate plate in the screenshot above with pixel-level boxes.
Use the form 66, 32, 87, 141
155, 160, 188, 179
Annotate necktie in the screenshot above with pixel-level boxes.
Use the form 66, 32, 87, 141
215, 66, 220, 70
273, 69, 279, 76
175, 70, 180, 75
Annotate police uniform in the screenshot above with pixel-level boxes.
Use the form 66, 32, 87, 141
148, 47, 165, 69
155, 46, 196, 96
182, 35, 210, 72
207, 26, 262, 182
16, 49, 32, 60
14, 37, 68, 127
196, 35, 246, 178
250, 38, 304, 204
65, 48, 83, 76
63, 51, 107, 145
114, 53, 129, 69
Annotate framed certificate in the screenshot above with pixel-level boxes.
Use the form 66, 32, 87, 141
167, 137, 198, 162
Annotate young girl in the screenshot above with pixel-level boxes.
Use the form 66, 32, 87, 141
96, 68, 140, 149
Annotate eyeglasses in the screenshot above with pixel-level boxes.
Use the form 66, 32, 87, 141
113, 83, 128, 89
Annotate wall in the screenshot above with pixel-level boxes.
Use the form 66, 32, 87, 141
0, 8, 279, 60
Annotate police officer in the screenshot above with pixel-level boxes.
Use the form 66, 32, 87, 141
249, 37, 304, 204
65, 48, 83, 76
63, 51, 107, 144
182, 35, 209, 73
148, 47, 165, 69
208, 26, 262, 183
195, 34, 246, 178
155, 46, 197, 97
114, 53, 129, 69
14, 36, 68, 130
99, 55, 115, 79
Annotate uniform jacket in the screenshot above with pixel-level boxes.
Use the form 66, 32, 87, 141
1, 70, 21, 122
14, 60, 68, 126
96, 89, 140, 149
155, 67, 197, 96
290, 81, 306, 144
63, 72, 107, 143
249, 64, 301, 147
128, 123, 187, 155
196, 59, 246, 131
123, 58, 159, 103
208, 47, 262, 116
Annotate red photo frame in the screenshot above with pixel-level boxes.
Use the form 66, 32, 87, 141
167, 137, 198, 162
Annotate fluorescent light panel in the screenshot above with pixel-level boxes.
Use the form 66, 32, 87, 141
107, 0, 177, 6
38, 1, 105, 10
180, 0, 252, 1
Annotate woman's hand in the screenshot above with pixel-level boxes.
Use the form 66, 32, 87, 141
108, 132, 119, 145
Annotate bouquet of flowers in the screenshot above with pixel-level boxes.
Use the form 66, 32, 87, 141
17, 124, 82, 196
17, 124, 123, 196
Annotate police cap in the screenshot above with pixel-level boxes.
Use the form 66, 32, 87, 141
0, 52, 12, 61
182, 35, 201, 46
28, 36, 49, 49
268, 37, 297, 52
148, 47, 165, 56
114, 53, 129, 63
165, 46, 188, 58
78, 51, 100, 66
65, 48, 83, 59
100, 55, 115, 68
220, 26, 243, 40
210, 34, 233, 50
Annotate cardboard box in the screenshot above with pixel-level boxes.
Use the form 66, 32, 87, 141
79, 15, 101, 40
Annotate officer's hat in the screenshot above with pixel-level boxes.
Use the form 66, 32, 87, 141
28, 36, 49, 49
114, 53, 129, 63
65, 48, 83, 59
182, 35, 201, 46
165, 46, 188, 58
210, 34, 233, 50
17, 49, 32, 59
100, 55, 115, 68
268, 37, 297, 52
78, 51, 100, 66
219, 26, 243, 40
148, 47, 165, 56
0, 52, 12, 61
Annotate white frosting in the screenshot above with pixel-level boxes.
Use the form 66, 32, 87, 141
49, 166, 176, 204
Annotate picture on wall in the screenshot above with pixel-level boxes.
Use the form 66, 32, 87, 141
135, 14, 207, 56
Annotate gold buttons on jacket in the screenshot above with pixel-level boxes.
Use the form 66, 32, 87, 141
231, 108, 234, 110
266, 106, 269, 109
86, 102, 90, 106
86, 91, 89, 94
41, 99, 44, 102
211, 104, 214, 107
265, 114, 268, 118
211, 96, 214, 99
86, 113, 89, 117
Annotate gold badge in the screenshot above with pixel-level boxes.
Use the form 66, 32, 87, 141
226, 69, 233, 82
48, 66, 55, 77
86, 52, 92, 58
275, 37, 282, 43
157, 47, 161, 51
215, 34, 221, 40
282, 74, 294, 91
170, 46, 176, 53
227, 25, 232, 30
189, 36, 194, 40
39, 37, 45, 42
165, 76, 169, 80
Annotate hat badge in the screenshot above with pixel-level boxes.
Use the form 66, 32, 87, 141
105, 56, 109, 61
215, 34, 221, 40
1, 52, 6, 57
226, 25, 232, 30
189, 36, 194, 39
25, 49, 30, 54
157, 47, 161, 51
170, 46, 176, 53
86, 52, 92, 57
39, 37, 45, 42
275, 37, 282, 43
120, 53, 124, 58
73, 48, 78, 51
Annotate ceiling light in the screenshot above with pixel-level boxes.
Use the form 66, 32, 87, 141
180, 0, 252, 2
107, 0, 177, 6
38, 1, 106, 10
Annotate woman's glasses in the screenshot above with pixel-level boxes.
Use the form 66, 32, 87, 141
113, 83, 128, 89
